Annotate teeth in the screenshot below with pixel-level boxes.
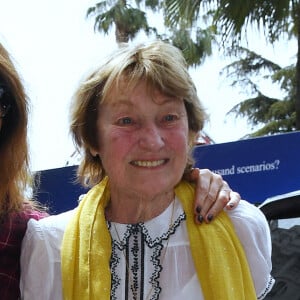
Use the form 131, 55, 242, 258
132, 160, 165, 167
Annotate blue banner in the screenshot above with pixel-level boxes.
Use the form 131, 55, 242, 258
35, 166, 87, 214
193, 131, 300, 204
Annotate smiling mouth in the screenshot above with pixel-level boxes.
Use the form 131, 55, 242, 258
131, 159, 167, 168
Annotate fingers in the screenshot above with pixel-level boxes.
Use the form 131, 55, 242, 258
201, 188, 231, 223
225, 191, 241, 210
192, 168, 240, 224
193, 168, 223, 223
216, 180, 241, 210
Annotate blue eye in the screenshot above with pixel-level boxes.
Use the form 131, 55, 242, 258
164, 115, 177, 122
118, 117, 132, 125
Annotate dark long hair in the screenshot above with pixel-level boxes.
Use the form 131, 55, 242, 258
0, 43, 40, 217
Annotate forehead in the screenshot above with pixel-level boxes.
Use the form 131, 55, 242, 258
104, 79, 180, 106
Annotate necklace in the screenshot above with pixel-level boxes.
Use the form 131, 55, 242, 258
112, 198, 176, 300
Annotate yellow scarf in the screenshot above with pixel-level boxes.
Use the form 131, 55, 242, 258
61, 177, 256, 299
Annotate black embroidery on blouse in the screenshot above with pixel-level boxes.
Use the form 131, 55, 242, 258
125, 242, 130, 300
257, 275, 275, 300
108, 212, 186, 300
149, 242, 163, 299
140, 212, 186, 248
110, 240, 121, 300
131, 225, 141, 299
140, 233, 145, 299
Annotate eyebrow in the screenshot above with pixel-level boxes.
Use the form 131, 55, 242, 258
108, 91, 181, 108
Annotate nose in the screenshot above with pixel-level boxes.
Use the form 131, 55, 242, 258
138, 124, 165, 150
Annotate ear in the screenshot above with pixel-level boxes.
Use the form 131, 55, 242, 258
90, 147, 99, 157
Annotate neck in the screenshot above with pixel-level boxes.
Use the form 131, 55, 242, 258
105, 190, 174, 224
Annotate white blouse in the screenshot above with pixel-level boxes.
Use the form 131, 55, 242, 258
20, 199, 274, 300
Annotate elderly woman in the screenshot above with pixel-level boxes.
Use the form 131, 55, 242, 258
20, 41, 274, 300
0, 43, 47, 299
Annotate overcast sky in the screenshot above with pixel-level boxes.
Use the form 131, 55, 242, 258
0, 0, 297, 171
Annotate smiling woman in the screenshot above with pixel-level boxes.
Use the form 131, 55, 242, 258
20, 40, 274, 300
91, 81, 191, 221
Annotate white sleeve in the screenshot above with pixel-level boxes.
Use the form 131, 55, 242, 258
227, 200, 275, 299
20, 212, 71, 300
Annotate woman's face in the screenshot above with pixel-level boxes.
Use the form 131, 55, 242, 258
94, 80, 190, 198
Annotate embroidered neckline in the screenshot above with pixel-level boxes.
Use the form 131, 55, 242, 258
108, 197, 185, 248
108, 198, 186, 300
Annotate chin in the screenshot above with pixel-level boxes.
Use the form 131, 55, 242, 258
139, 181, 176, 197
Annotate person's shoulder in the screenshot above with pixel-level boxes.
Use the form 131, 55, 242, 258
26, 209, 77, 238
35, 209, 76, 226
226, 200, 269, 235
228, 200, 266, 220
21, 209, 48, 221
